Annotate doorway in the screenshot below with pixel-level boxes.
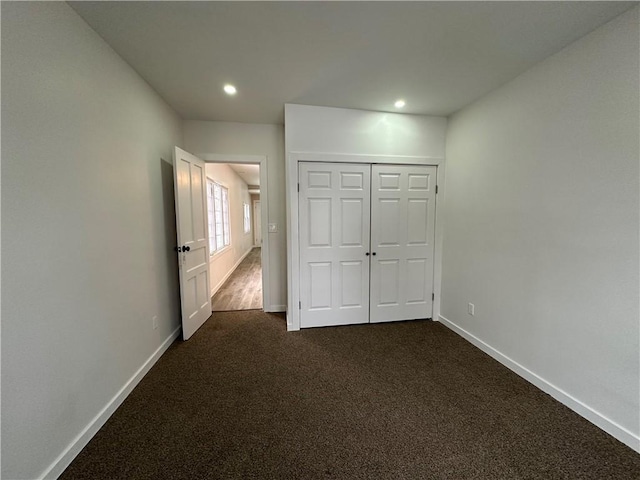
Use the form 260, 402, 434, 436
201, 157, 268, 312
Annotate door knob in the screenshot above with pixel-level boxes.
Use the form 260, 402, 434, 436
372, 252, 377, 256
365, 252, 370, 256
174, 246, 180, 253
181, 246, 191, 252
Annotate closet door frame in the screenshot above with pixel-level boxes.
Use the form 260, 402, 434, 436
286, 152, 445, 331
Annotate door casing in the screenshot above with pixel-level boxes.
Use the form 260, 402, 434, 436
197, 153, 272, 313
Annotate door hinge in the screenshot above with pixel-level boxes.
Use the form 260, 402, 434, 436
435, 185, 438, 194
432, 293, 435, 301
299, 301, 301, 309
297, 183, 300, 192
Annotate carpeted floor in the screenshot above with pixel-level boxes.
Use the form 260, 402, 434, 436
61, 312, 640, 479
212, 247, 262, 311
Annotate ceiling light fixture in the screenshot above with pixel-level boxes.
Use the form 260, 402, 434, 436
394, 99, 405, 108
224, 84, 237, 95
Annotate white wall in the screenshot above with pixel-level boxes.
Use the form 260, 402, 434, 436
284, 105, 448, 330
206, 163, 254, 294
441, 7, 639, 451
285, 104, 446, 158
184, 121, 286, 310
2, 3, 185, 478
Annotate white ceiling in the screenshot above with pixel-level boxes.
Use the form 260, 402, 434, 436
69, 1, 635, 124
229, 164, 260, 187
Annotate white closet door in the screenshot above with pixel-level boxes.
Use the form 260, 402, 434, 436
299, 163, 371, 328
370, 165, 436, 323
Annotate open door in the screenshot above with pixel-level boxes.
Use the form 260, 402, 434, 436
173, 147, 211, 340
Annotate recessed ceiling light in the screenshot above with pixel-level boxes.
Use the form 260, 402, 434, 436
394, 99, 405, 108
224, 84, 237, 95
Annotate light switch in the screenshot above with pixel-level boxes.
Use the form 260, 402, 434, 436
268, 223, 278, 233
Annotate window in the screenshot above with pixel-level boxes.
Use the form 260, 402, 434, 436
207, 179, 230, 254
243, 203, 251, 234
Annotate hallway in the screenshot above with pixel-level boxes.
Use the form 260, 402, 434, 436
212, 247, 262, 311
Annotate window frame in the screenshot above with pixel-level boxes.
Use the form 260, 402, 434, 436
243, 203, 251, 234
207, 178, 231, 256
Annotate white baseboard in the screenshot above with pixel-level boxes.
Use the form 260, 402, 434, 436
41, 326, 182, 479
438, 315, 640, 453
210, 247, 253, 297
265, 304, 286, 313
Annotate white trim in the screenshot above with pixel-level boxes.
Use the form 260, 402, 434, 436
266, 304, 287, 312
432, 166, 445, 321
210, 246, 253, 297
290, 151, 445, 165
286, 152, 445, 331
438, 314, 640, 453
198, 153, 271, 315
40, 326, 182, 480
285, 153, 298, 330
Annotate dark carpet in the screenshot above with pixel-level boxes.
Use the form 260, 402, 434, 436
61, 312, 640, 479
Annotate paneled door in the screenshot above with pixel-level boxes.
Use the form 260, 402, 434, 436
369, 165, 437, 323
299, 163, 371, 328
173, 147, 211, 340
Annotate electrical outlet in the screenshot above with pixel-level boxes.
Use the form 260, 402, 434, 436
152, 315, 159, 330
468, 303, 475, 316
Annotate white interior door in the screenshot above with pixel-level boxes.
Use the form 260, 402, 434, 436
369, 165, 436, 323
299, 163, 371, 328
253, 200, 262, 246
173, 147, 211, 340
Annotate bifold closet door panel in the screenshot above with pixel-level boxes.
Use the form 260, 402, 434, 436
370, 165, 437, 323
299, 163, 371, 328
